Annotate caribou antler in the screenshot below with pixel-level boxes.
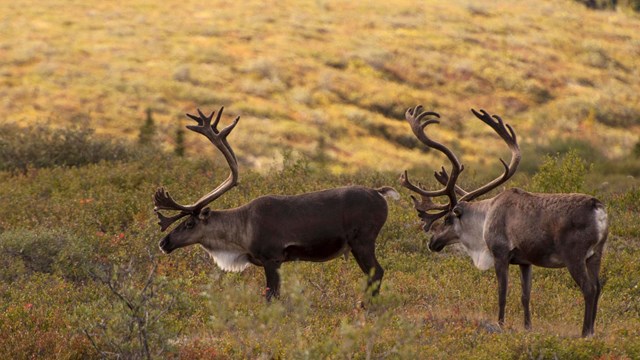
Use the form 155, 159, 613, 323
153, 106, 240, 231
400, 170, 451, 231
400, 105, 464, 228
432, 109, 520, 201
458, 109, 520, 202
401, 106, 520, 231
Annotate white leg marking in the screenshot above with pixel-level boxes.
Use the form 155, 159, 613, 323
587, 207, 608, 260
594, 207, 608, 243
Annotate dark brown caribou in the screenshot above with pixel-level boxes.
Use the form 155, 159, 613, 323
400, 105, 608, 337
154, 107, 398, 301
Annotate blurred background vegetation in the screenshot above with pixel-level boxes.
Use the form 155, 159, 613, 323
1, 0, 639, 358
2, 0, 639, 174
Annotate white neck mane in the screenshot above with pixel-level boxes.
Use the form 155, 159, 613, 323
204, 248, 250, 272
464, 247, 495, 271
459, 200, 495, 271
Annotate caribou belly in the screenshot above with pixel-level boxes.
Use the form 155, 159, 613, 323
284, 238, 349, 262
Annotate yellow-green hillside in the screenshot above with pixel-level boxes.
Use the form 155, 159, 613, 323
2, 0, 639, 173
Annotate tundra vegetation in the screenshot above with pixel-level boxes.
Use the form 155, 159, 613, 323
1, 0, 640, 358
1, 122, 639, 359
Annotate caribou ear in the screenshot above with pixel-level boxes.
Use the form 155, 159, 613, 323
452, 206, 463, 217
198, 207, 211, 221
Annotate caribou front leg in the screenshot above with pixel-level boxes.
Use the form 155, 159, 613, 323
494, 258, 510, 328
263, 261, 281, 301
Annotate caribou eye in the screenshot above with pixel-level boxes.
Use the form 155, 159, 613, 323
185, 218, 195, 229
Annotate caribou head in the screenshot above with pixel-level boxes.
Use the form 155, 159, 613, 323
154, 107, 239, 253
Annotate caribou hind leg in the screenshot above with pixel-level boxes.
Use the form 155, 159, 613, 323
350, 241, 384, 297
586, 251, 604, 335
519, 264, 533, 330
566, 260, 599, 337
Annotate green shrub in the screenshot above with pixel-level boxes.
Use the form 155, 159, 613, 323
0, 123, 134, 173
174, 126, 186, 157
543, 138, 605, 164
81, 255, 189, 359
0, 229, 66, 279
530, 149, 591, 193
0, 229, 95, 283
0, 273, 94, 359
138, 108, 157, 146
0, 141, 639, 358
621, 0, 640, 11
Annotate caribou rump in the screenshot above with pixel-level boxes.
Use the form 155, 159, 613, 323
154, 107, 398, 301
400, 106, 608, 337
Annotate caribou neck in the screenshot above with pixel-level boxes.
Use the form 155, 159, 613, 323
458, 199, 494, 270
199, 207, 251, 252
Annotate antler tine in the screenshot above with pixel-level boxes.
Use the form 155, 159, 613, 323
154, 187, 189, 212
211, 106, 224, 131
408, 194, 450, 231
400, 169, 459, 200
419, 209, 450, 232
400, 105, 466, 230
400, 170, 429, 197
152, 187, 192, 231
155, 210, 189, 232
409, 194, 450, 212
434, 167, 469, 197
187, 109, 209, 126
470, 109, 518, 151
458, 109, 521, 202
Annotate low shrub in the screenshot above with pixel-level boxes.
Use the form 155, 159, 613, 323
0, 123, 134, 174
0, 229, 95, 283
81, 254, 189, 359
530, 149, 591, 193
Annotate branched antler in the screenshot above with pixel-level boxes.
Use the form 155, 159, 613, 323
400, 106, 520, 230
153, 107, 240, 231
457, 109, 520, 202
400, 105, 464, 228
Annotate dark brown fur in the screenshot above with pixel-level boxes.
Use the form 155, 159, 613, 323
160, 186, 397, 300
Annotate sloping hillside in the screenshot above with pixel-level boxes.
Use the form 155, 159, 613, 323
1, 0, 639, 173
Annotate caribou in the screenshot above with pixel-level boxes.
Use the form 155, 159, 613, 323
154, 107, 398, 301
400, 105, 608, 337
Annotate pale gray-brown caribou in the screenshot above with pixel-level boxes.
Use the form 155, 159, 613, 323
400, 105, 608, 337
154, 107, 398, 301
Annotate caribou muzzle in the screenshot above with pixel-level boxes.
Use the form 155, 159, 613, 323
428, 236, 446, 252
159, 235, 175, 254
